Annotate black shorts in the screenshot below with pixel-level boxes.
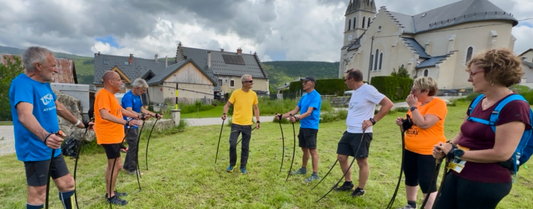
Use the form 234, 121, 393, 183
298, 128, 318, 149
336, 132, 372, 159
24, 154, 70, 186
102, 144, 121, 159
403, 149, 439, 193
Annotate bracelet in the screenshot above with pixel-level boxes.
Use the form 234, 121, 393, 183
73, 119, 81, 127
223, 113, 227, 115
125, 120, 130, 126
43, 133, 53, 144
369, 118, 376, 125
257, 121, 260, 123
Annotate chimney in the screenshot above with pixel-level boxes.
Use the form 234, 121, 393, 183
129, 54, 133, 64
221, 48, 224, 52
97, 51, 100, 55
237, 48, 242, 55
165, 56, 168, 67
155, 54, 158, 62
207, 51, 212, 68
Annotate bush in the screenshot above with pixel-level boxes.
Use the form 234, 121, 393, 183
288, 79, 346, 96
370, 76, 413, 102
179, 101, 216, 114
258, 97, 333, 115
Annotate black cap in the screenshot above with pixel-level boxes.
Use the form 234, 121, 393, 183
300, 76, 316, 83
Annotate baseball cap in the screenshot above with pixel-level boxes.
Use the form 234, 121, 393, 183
300, 76, 316, 83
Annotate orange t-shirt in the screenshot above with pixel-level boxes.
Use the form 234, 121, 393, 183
405, 97, 447, 155
94, 89, 125, 144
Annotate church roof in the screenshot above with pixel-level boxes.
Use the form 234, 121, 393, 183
345, 0, 376, 15
389, 0, 518, 34
403, 38, 431, 59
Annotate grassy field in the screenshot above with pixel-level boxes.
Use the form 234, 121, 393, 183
0, 121, 12, 126
180, 106, 224, 119
0, 101, 532, 208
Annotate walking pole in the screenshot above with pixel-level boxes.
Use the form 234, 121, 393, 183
45, 130, 63, 209
135, 117, 146, 188
386, 115, 411, 209
285, 116, 297, 182
145, 115, 160, 170
73, 120, 93, 209
311, 159, 338, 190
316, 132, 365, 203
215, 119, 225, 164
275, 113, 285, 173
109, 127, 132, 209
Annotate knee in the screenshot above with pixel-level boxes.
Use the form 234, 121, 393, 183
337, 155, 348, 162
58, 176, 76, 191
28, 186, 47, 204
356, 159, 368, 167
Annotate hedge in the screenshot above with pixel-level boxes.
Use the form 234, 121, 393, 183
288, 78, 346, 96
370, 76, 413, 102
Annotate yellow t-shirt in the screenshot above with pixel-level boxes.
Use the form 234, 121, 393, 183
229, 89, 258, 125
94, 89, 125, 144
405, 97, 447, 155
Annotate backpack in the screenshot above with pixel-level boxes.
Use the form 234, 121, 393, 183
467, 94, 533, 175
61, 138, 80, 159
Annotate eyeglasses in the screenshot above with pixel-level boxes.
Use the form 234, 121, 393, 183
244, 80, 253, 83
468, 70, 483, 77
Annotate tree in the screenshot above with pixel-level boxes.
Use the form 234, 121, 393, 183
0, 55, 25, 121
390, 65, 410, 78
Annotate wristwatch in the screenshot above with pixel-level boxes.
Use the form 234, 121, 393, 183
410, 106, 418, 112
448, 144, 465, 158
369, 118, 376, 125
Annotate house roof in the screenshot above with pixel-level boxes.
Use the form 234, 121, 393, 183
388, 0, 518, 34
181, 47, 267, 79
403, 38, 431, 59
519, 48, 533, 57
417, 55, 449, 68
146, 59, 217, 85
1, 53, 77, 84
523, 61, 533, 69
93, 53, 176, 85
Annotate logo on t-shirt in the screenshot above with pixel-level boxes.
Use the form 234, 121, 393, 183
40, 94, 53, 105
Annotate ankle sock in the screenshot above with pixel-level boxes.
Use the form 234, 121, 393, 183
344, 181, 353, 186
408, 200, 417, 208
26, 203, 44, 209
59, 190, 75, 209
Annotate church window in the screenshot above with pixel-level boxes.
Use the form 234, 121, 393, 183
353, 17, 357, 28
466, 46, 474, 63
424, 69, 429, 77
348, 19, 351, 31
379, 52, 383, 70
374, 49, 379, 71
362, 17, 366, 28
368, 18, 371, 28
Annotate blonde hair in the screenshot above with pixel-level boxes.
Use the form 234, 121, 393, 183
466, 48, 523, 87
413, 76, 438, 96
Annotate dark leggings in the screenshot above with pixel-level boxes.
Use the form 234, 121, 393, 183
433, 173, 512, 209
403, 149, 438, 193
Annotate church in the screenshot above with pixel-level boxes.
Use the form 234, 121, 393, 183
339, 0, 518, 90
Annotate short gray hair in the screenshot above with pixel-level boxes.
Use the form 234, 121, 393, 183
22, 46, 52, 73
132, 78, 148, 88
241, 74, 252, 82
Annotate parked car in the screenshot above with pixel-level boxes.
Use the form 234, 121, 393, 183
344, 90, 353, 96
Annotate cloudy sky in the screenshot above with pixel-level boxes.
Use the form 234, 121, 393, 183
0, 0, 531, 62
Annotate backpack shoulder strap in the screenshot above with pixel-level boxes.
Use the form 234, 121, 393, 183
488, 94, 526, 132
468, 94, 485, 116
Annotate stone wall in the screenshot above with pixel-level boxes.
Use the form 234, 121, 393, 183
53, 90, 96, 141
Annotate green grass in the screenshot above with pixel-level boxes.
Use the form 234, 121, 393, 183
1, 102, 532, 208
180, 105, 224, 119
0, 121, 12, 125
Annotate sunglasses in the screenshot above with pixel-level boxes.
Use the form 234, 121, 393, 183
244, 80, 253, 83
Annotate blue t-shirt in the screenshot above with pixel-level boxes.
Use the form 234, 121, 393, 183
297, 89, 321, 129
9, 74, 60, 161
121, 90, 142, 129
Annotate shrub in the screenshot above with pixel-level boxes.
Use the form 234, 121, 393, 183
370, 76, 413, 102
288, 79, 346, 96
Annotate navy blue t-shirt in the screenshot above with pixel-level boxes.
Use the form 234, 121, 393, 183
9, 74, 60, 161
297, 90, 321, 129
121, 90, 142, 129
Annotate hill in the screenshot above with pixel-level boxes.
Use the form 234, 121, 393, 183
0, 46, 340, 88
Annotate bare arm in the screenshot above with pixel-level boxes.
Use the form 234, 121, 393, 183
17, 102, 50, 141
374, 97, 394, 122
410, 111, 440, 129
55, 101, 84, 128
297, 106, 314, 120
221, 101, 232, 120
253, 104, 260, 122
121, 108, 139, 118
100, 108, 128, 125
280, 106, 300, 119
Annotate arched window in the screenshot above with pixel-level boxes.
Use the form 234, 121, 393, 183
353, 17, 357, 28
348, 19, 351, 31
424, 69, 429, 77
368, 18, 371, 28
379, 52, 383, 70
374, 49, 379, 71
362, 16, 366, 28
466, 46, 474, 63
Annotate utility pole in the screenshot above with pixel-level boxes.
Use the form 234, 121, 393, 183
367, 35, 375, 83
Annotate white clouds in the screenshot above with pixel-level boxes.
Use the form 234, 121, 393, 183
0, 0, 531, 62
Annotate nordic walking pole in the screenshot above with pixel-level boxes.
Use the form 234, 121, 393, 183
135, 116, 146, 187
215, 118, 225, 164
285, 115, 297, 182
237, 127, 256, 145
316, 131, 366, 203
145, 114, 161, 170
73, 120, 93, 209
386, 119, 409, 209
275, 113, 285, 173
45, 130, 63, 209
109, 126, 133, 209
311, 159, 338, 190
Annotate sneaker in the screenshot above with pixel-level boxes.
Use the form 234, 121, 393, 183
240, 167, 247, 174
398, 204, 417, 209
125, 169, 143, 175
304, 174, 319, 182
351, 187, 365, 197
291, 168, 307, 175
104, 191, 128, 198
334, 182, 354, 191
107, 195, 128, 206
227, 165, 234, 172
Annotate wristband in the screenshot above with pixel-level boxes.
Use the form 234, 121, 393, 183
73, 120, 81, 127
125, 120, 130, 126
369, 118, 376, 125
257, 121, 260, 123
43, 133, 53, 144
410, 106, 418, 112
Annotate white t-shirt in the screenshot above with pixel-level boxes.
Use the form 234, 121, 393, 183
346, 84, 385, 133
